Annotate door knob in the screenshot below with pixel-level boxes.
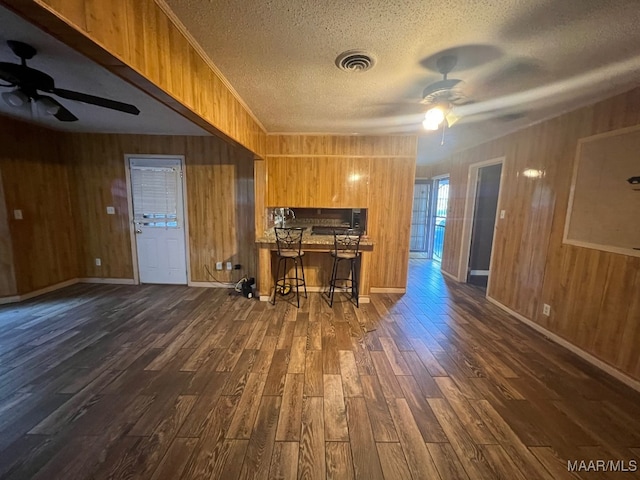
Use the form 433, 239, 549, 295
135, 228, 142, 234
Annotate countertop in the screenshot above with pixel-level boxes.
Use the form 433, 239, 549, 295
256, 226, 374, 247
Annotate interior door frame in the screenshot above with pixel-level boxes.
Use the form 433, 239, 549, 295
124, 154, 191, 285
458, 157, 505, 294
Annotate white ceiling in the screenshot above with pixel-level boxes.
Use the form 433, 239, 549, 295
0, 6, 209, 136
3, 2, 640, 164
163, 0, 640, 163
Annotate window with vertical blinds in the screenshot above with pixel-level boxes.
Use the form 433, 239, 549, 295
131, 166, 179, 228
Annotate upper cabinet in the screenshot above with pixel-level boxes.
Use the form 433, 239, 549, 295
266, 156, 370, 207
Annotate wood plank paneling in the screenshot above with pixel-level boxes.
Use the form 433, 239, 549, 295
367, 157, 416, 288
65, 132, 255, 283
417, 86, 640, 381
263, 135, 417, 290
266, 156, 370, 208
0, 169, 16, 297
266, 135, 417, 157
4, 0, 266, 156
0, 116, 77, 296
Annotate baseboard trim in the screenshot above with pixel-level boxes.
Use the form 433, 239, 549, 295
440, 269, 459, 282
0, 278, 79, 304
188, 281, 234, 288
79, 278, 136, 285
369, 287, 406, 294
486, 295, 640, 393
0, 295, 20, 305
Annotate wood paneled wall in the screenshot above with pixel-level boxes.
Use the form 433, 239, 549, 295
0, 169, 17, 297
3, 0, 267, 156
264, 135, 417, 289
367, 157, 416, 288
65, 133, 256, 283
0, 116, 78, 296
266, 157, 371, 208
266, 135, 418, 157
416, 87, 640, 380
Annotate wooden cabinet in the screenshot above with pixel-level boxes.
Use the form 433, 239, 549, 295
266, 156, 370, 207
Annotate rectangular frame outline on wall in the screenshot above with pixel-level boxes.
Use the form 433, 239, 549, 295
563, 124, 640, 258
124, 154, 192, 284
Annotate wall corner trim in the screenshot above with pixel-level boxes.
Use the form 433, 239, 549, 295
486, 295, 640, 394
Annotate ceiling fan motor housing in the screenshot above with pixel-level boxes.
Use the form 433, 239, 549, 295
421, 78, 463, 104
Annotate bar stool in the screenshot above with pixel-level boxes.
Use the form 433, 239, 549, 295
272, 227, 307, 308
328, 229, 362, 307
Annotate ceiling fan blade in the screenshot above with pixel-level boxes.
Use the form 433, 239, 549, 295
50, 88, 140, 115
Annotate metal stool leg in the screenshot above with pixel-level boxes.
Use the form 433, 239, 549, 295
294, 258, 300, 308
329, 256, 339, 307
299, 256, 307, 298
351, 257, 359, 307
271, 256, 281, 305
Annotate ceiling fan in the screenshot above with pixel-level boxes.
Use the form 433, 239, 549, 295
0, 40, 140, 122
420, 54, 468, 131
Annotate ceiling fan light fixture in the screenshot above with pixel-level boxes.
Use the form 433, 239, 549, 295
36, 96, 60, 115
423, 103, 448, 130
2, 89, 28, 107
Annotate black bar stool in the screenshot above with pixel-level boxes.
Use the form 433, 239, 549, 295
328, 229, 362, 307
272, 227, 307, 308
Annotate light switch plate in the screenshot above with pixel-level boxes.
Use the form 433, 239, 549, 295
13, 209, 23, 220
106, 206, 115, 215
499, 210, 506, 219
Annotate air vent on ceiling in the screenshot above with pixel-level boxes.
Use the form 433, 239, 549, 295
335, 50, 376, 72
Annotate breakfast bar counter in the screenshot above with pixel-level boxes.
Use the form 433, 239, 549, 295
255, 229, 374, 303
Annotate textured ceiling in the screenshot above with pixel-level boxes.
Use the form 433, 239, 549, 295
164, 0, 640, 162
0, 6, 208, 136
3, 2, 640, 163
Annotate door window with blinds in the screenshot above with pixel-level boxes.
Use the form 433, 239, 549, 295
130, 159, 182, 228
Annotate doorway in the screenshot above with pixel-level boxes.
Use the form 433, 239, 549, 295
126, 156, 188, 285
410, 176, 449, 260
459, 158, 504, 290
432, 177, 449, 261
410, 180, 431, 253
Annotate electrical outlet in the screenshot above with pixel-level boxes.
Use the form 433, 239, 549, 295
500, 209, 506, 219
106, 206, 115, 215
542, 303, 551, 316
226, 262, 233, 271
13, 209, 23, 220
215, 262, 223, 271
95, 258, 102, 266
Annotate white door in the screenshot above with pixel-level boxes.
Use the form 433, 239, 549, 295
129, 157, 188, 284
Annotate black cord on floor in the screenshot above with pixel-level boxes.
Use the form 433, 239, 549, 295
204, 264, 236, 286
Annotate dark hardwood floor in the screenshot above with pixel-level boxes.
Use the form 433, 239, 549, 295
0, 259, 639, 479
